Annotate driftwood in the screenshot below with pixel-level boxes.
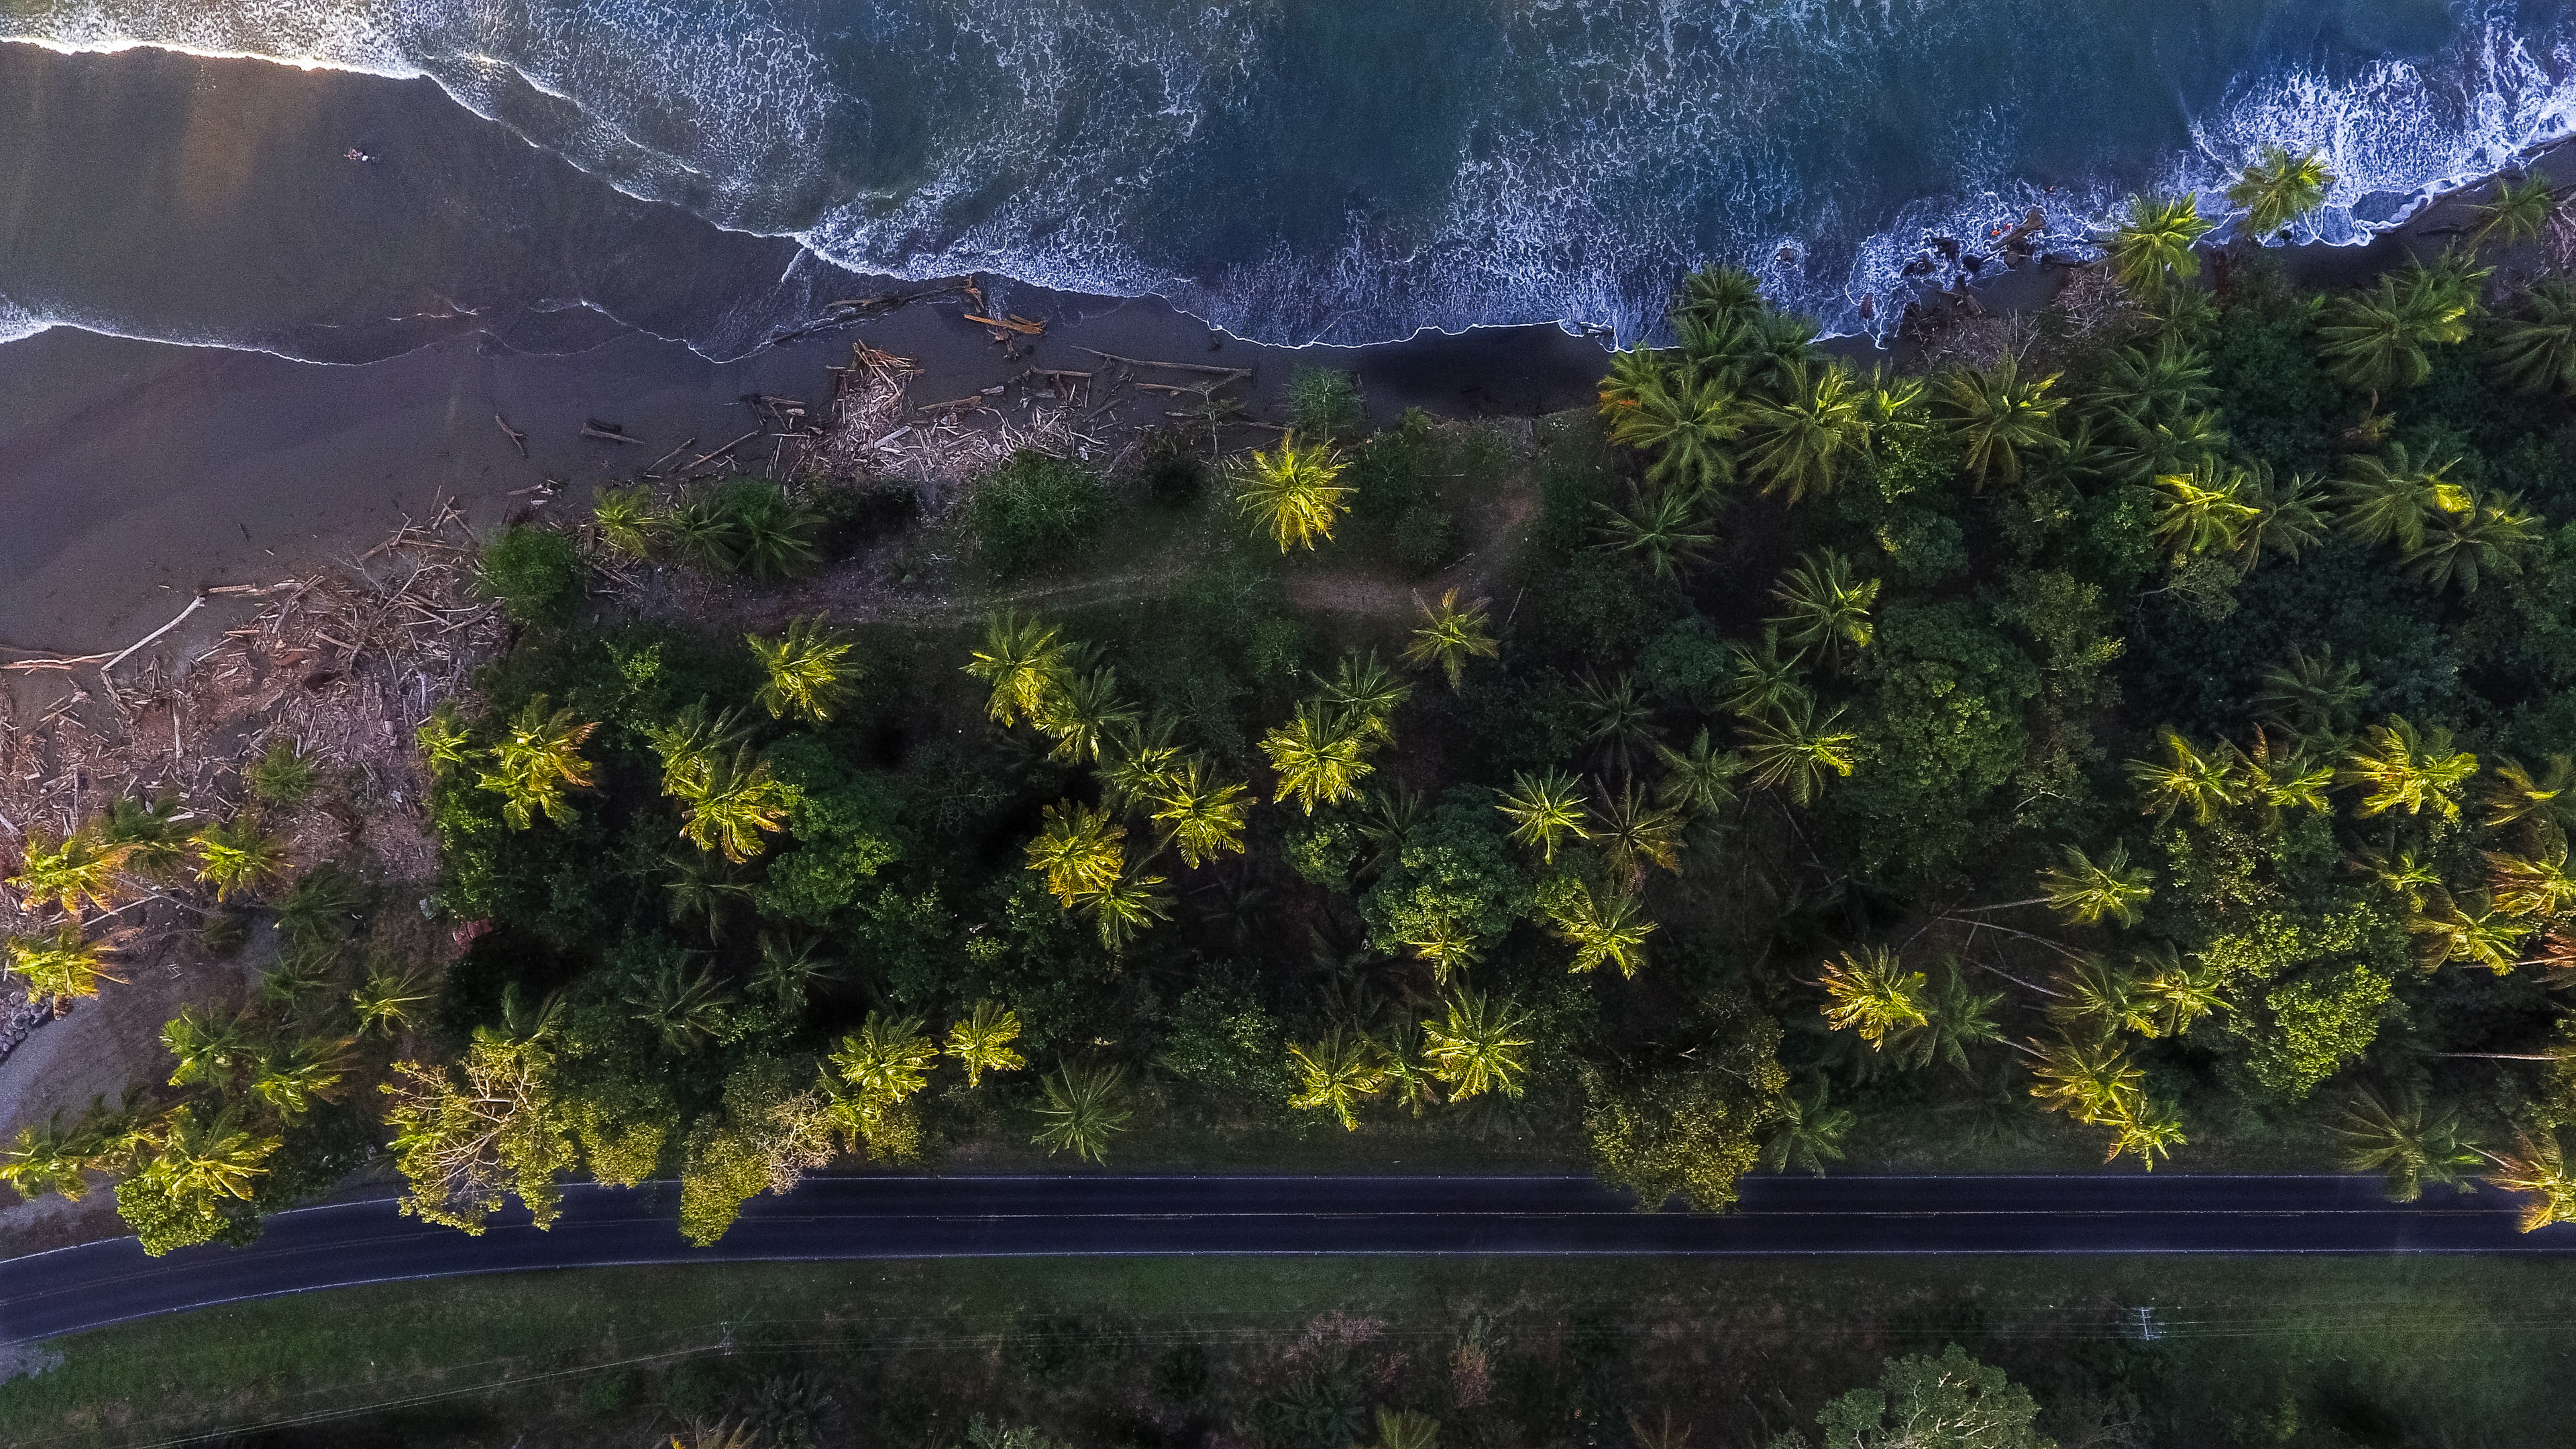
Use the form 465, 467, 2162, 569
1076, 348, 1251, 377
580, 425, 644, 445
643, 436, 698, 474
682, 429, 763, 471
493, 414, 529, 459
964, 313, 1045, 337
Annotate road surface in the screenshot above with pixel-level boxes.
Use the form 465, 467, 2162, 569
3, 1173, 2567, 1344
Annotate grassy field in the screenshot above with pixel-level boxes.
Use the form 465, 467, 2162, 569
6, 1252, 2571, 1449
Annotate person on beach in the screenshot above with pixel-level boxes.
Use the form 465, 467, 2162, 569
344, 148, 374, 163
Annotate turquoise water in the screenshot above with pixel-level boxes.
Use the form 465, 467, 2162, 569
1, 0, 2571, 356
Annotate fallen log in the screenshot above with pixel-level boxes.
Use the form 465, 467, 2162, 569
1077, 349, 1252, 377
581, 425, 644, 445
494, 413, 529, 458
965, 313, 1045, 337
686, 429, 763, 468
644, 435, 698, 474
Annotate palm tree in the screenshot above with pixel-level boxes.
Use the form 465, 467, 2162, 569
591, 484, 665, 556
2106, 194, 2214, 301
1763, 1077, 1855, 1175
2253, 645, 2368, 740
2049, 955, 2158, 1038
475, 695, 598, 830
1235, 432, 1352, 552
2405, 890, 2531, 973
2097, 1093, 2188, 1169
1031, 1063, 1132, 1163
727, 486, 822, 582
2027, 1033, 2144, 1124
351, 965, 433, 1038
663, 849, 755, 941
1597, 345, 1674, 413
647, 700, 753, 799
2318, 259, 2481, 392
1286, 1026, 1388, 1130
2132, 945, 2228, 1038
4, 926, 121, 1007
1401, 917, 1483, 981
2334, 1086, 2479, 1202
1040, 666, 1139, 764
1673, 262, 1768, 335
1721, 631, 1810, 720
2480, 1131, 2576, 1231
2341, 715, 2477, 820
2227, 146, 2334, 238
1937, 355, 2065, 489
1497, 770, 1592, 865
1421, 989, 1535, 1103
1367, 1409, 1442, 1449
2149, 460, 2261, 561
141, 1107, 277, 1205
2039, 843, 2154, 928
945, 1001, 1027, 1088
1311, 649, 1411, 739
625, 961, 733, 1053
1148, 757, 1251, 869
251, 1035, 355, 1117
1817, 948, 1929, 1045
675, 747, 792, 863
9, 827, 130, 916
1737, 697, 1860, 805
1605, 370, 1741, 495
2490, 280, 2576, 394
1081, 865, 1173, 951
2485, 755, 2575, 832
162, 1006, 257, 1090
1025, 800, 1126, 904
2232, 728, 2334, 828
1355, 785, 1425, 877
1892, 963, 2004, 1075
1576, 672, 1658, 779
1652, 729, 1745, 820
2089, 335, 2216, 428
830, 1012, 940, 1109
1597, 484, 1717, 580
2471, 173, 2557, 250
1767, 549, 1880, 669
1593, 778, 1684, 883
2100, 407, 2231, 488
748, 616, 859, 723
2126, 729, 2240, 824
663, 491, 744, 573
2406, 491, 2539, 594
964, 611, 1069, 727
1544, 884, 1656, 977
1369, 1016, 1442, 1116
1260, 701, 1374, 814
1400, 589, 1499, 690
415, 700, 475, 777
1099, 716, 1185, 809
103, 794, 191, 879
1741, 360, 1870, 502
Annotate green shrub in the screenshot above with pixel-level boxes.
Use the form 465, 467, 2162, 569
665, 480, 820, 580
476, 525, 584, 625
245, 741, 321, 807
1288, 366, 1365, 436
661, 1357, 728, 1417
967, 450, 1109, 578
1131, 428, 1210, 505
578, 1365, 639, 1417
1391, 504, 1454, 572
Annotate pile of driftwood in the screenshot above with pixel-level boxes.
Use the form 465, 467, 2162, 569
0, 496, 506, 898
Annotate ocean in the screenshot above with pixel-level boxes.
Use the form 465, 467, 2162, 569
1, 0, 2572, 362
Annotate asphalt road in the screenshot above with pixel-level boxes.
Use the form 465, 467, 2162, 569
4, 1173, 2569, 1344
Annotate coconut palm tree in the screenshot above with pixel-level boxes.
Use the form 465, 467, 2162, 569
1148, 757, 1250, 869
748, 616, 859, 723
2098, 1093, 2188, 1169
2131, 945, 2228, 1038
2049, 955, 2159, 1038
102, 794, 191, 880
2490, 280, 2576, 394
1818, 948, 1929, 1046
476, 696, 598, 830
1593, 778, 1684, 883
251, 1035, 355, 1117
674, 747, 792, 863
1544, 884, 1656, 977
1768, 549, 1880, 669
1038, 665, 1139, 765
1672, 263, 1768, 335
2027, 1032, 2145, 1124
4, 926, 121, 1008
1652, 729, 1746, 820
1024, 800, 1126, 904
1763, 1077, 1855, 1175
1401, 916, 1483, 981
140, 1106, 276, 1205
590, 484, 665, 556
2480, 1131, 2576, 1230
727, 485, 823, 581
2485, 755, 2575, 833
1937, 355, 2065, 489
2039, 843, 2154, 928
829, 1012, 940, 1108
1400, 589, 1499, 690
2239, 466, 2330, 564
1741, 360, 1870, 502
2088, 335, 2216, 427
9, 827, 130, 916
2406, 490, 2539, 594
1892, 962, 2005, 1075
2342, 715, 2477, 820
1495, 769, 1593, 863
1081, 864, 1173, 951
1597, 345, 1674, 413
1596, 484, 1717, 581
162, 1006, 257, 1091
1421, 988, 1536, 1103
2227, 145, 2334, 238
965, 610, 1070, 727
2318, 257, 2483, 392
1367, 1409, 1442, 1449
944, 1001, 1026, 1088
1605, 370, 1741, 495
1355, 785, 1425, 878
1737, 697, 1860, 805
625, 961, 733, 1053
2229, 727, 2334, 830
1235, 433, 1352, 552
2100, 407, 2231, 488
2405, 889, 2531, 973
2127, 729, 2241, 824
1368, 1016, 1442, 1117
1576, 672, 1658, 780
1721, 631, 1810, 720
351, 965, 433, 1039
2471, 173, 2557, 250
1311, 649, 1411, 739
1031, 1063, 1132, 1163
1260, 701, 1375, 814
1098, 716, 1185, 809
2334, 1086, 2479, 1202
1287, 1026, 1388, 1130
2106, 194, 2214, 301
2253, 645, 2369, 741
2149, 460, 2261, 561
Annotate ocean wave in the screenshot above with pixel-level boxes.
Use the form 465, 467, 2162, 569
1, 0, 2573, 354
